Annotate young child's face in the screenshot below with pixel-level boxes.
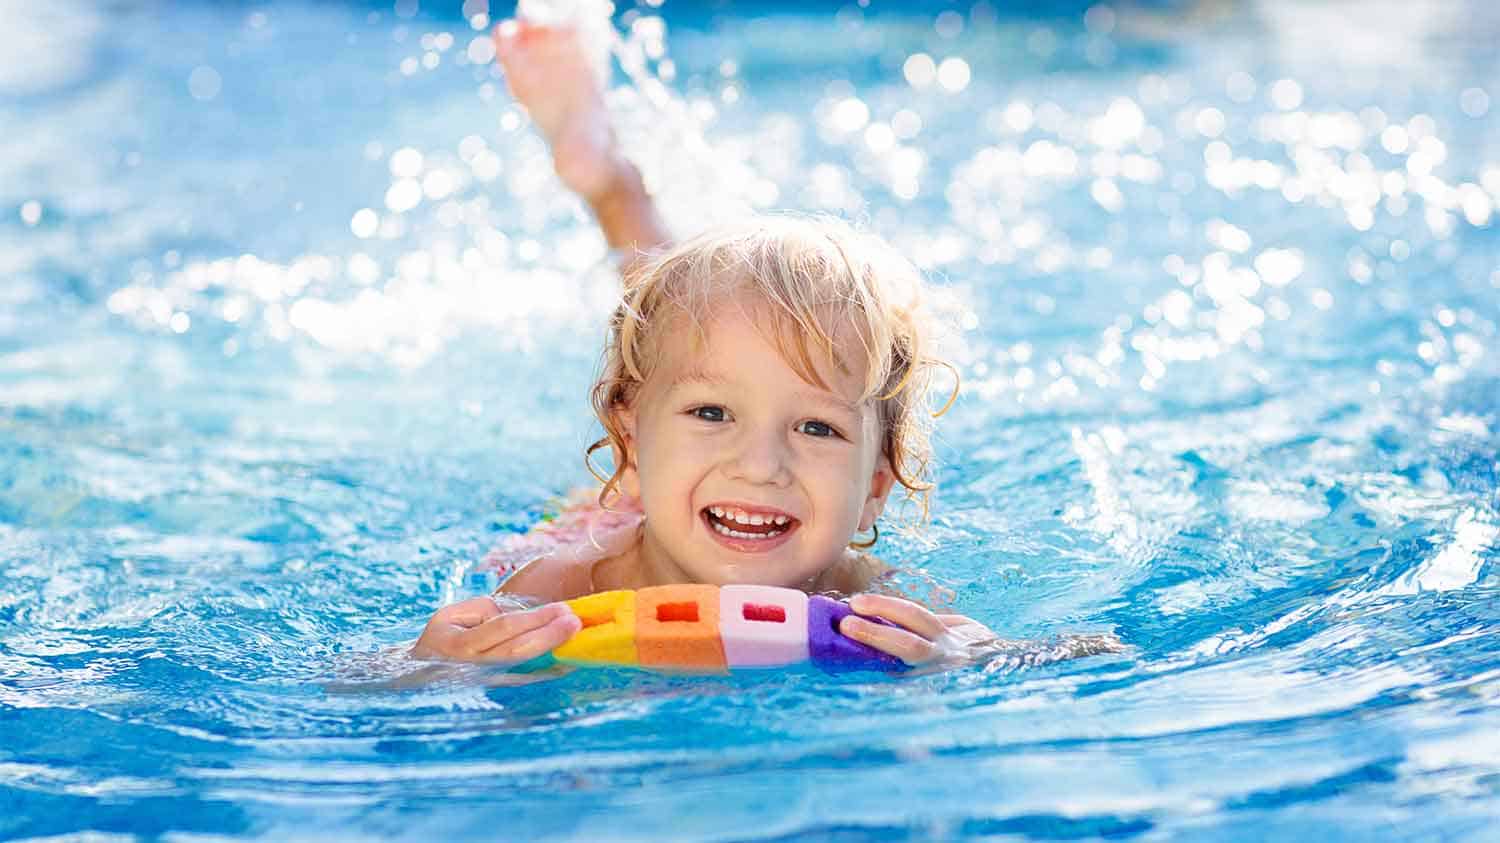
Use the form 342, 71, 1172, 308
616, 301, 895, 587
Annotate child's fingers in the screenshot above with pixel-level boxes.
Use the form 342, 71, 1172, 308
438, 596, 505, 629
461, 603, 573, 655
476, 610, 582, 663
839, 616, 939, 666
847, 594, 947, 642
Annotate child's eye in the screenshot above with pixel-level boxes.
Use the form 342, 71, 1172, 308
796, 420, 840, 438
690, 405, 727, 422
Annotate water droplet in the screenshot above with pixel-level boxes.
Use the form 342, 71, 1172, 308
188, 65, 221, 101
389, 147, 424, 178
829, 97, 870, 133
1270, 79, 1303, 111
934, 10, 964, 38
1460, 87, 1490, 118
891, 109, 922, 139
385, 179, 422, 213
1084, 5, 1116, 34
903, 53, 936, 89
350, 209, 379, 239
466, 35, 495, 65
1381, 124, 1409, 154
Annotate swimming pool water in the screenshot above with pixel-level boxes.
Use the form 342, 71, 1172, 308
2, 1, 1498, 840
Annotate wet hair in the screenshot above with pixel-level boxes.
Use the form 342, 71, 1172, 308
586, 213, 957, 538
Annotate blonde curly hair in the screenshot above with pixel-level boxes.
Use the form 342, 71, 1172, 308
586, 214, 956, 538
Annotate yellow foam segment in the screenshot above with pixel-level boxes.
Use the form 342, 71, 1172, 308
554, 589, 638, 666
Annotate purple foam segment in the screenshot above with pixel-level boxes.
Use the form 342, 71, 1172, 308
807, 595, 907, 673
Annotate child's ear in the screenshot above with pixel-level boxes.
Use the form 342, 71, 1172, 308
612, 405, 641, 498
858, 455, 897, 531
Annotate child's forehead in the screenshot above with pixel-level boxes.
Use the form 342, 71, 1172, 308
661, 358, 866, 419
652, 304, 869, 399
668, 295, 862, 354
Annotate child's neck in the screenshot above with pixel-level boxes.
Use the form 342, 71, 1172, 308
589, 530, 692, 590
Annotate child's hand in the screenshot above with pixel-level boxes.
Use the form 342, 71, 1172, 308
838, 593, 997, 668
410, 597, 581, 664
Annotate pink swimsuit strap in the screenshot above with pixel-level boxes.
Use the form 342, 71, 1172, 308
480, 487, 644, 574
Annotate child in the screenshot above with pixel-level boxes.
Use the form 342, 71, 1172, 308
409, 19, 1117, 671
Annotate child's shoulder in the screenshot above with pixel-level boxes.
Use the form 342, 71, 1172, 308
814, 550, 957, 610
498, 554, 596, 602
483, 488, 644, 599
809, 549, 892, 595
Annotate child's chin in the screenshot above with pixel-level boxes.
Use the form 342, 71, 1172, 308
693, 560, 803, 588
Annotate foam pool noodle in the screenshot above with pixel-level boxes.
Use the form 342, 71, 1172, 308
549, 585, 908, 674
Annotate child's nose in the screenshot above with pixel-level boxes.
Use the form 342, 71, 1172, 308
725, 429, 792, 485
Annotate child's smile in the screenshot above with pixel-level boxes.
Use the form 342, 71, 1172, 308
702, 502, 798, 550
615, 301, 894, 588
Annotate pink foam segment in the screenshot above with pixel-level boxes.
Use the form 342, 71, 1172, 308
719, 585, 810, 668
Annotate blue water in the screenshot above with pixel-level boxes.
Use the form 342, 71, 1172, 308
3, 1, 1498, 840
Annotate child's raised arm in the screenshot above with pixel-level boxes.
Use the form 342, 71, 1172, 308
494, 19, 671, 265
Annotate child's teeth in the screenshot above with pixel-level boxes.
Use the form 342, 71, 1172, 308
710, 519, 785, 540
707, 507, 794, 530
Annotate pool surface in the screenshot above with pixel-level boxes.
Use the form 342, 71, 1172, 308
2, 0, 1498, 840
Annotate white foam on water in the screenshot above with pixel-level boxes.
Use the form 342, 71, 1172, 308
0, 1, 104, 95
1382, 508, 1498, 596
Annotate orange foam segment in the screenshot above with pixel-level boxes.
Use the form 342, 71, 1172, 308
635, 584, 726, 671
